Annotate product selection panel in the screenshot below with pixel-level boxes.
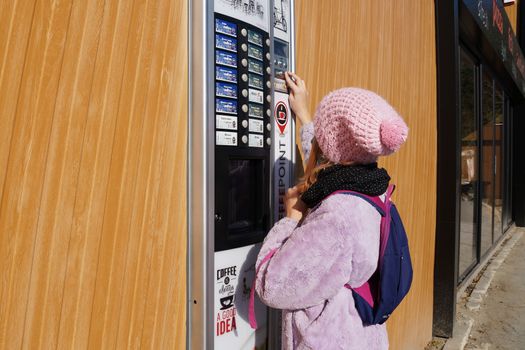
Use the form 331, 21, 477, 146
214, 15, 272, 149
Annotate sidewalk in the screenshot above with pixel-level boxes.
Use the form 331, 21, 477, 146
439, 227, 525, 350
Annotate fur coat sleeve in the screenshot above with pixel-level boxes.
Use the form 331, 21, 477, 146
300, 122, 314, 161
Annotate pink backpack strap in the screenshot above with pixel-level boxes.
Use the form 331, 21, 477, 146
379, 185, 395, 264
249, 248, 278, 329
342, 185, 396, 304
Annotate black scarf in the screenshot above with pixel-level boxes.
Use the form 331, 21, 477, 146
301, 163, 391, 208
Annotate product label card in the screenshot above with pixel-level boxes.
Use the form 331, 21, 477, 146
249, 119, 263, 133
216, 131, 238, 146
248, 103, 264, 118
248, 133, 264, 148
248, 74, 264, 90
216, 115, 238, 130
216, 66, 237, 83
248, 59, 264, 75
248, 89, 264, 104
216, 82, 238, 99
216, 50, 237, 68
215, 18, 237, 37
248, 44, 263, 61
248, 30, 263, 46
216, 34, 237, 52
216, 98, 237, 114
274, 77, 287, 93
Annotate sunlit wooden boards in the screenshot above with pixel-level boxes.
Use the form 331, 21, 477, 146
0, 0, 187, 348
2, 0, 441, 348
504, 0, 518, 33
296, 1, 437, 349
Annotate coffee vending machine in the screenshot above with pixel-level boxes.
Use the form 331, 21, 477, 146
189, 0, 296, 349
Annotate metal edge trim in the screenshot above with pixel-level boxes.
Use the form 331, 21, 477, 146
188, 0, 209, 348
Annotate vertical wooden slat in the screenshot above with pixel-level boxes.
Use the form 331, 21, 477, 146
0, 1, 37, 342
22, 0, 105, 348
113, 0, 169, 346
86, 0, 153, 347
0, 0, 37, 201
0, 0, 187, 348
140, 0, 188, 346
296, 1, 437, 349
57, 0, 137, 347
0, 0, 74, 347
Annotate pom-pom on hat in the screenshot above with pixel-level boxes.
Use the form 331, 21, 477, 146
313, 87, 408, 164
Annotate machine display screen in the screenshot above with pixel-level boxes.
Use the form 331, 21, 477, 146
228, 159, 264, 236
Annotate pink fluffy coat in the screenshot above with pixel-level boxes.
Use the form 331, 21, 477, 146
255, 123, 389, 349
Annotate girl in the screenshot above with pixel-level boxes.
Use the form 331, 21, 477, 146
254, 72, 408, 349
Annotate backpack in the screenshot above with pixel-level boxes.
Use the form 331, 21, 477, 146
335, 184, 413, 325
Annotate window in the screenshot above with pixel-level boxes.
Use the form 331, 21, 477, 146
457, 46, 513, 283
458, 48, 478, 278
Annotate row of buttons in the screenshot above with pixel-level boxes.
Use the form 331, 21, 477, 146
214, 17, 272, 148
241, 24, 271, 145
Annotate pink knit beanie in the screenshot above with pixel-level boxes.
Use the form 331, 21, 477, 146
313, 87, 408, 164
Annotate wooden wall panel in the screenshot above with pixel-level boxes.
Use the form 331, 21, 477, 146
504, 1, 518, 32
296, 2, 437, 349
0, 0, 187, 349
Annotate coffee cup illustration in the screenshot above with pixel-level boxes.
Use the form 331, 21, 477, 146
220, 295, 234, 310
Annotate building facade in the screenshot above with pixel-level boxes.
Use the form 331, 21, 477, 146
0, 1, 523, 349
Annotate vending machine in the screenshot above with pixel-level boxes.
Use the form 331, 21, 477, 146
189, 0, 295, 349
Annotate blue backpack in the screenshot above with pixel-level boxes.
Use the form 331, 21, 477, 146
334, 184, 413, 325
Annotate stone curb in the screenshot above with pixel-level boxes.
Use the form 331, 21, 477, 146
442, 229, 524, 350
443, 317, 473, 350
466, 232, 523, 307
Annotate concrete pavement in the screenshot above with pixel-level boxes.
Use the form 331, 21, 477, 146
428, 227, 525, 350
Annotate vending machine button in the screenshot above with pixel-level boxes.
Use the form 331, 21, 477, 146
241, 74, 248, 82
266, 52, 271, 60
242, 120, 248, 128
242, 104, 248, 113
266, 38, 271, 46
242, 135, 248, 144
241, 28, 247, 37
266, 109, 271, 117
266, 123, 271, 131
266, 81, 271, 88
266, 137, 271, 145
242, 89, 248, 97
266, 67, 271, 74
241, 59, 248, 67
241, 43, 248, 52
266, 95, 271, 103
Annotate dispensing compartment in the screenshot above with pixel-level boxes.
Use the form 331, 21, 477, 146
214, 148, 270, 252
227, 159, 264, 235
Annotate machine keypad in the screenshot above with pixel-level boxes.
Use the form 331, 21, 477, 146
214, 15, 270, 149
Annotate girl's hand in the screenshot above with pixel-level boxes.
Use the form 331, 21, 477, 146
285, 186, 307, 221
284, 72, 312, 125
